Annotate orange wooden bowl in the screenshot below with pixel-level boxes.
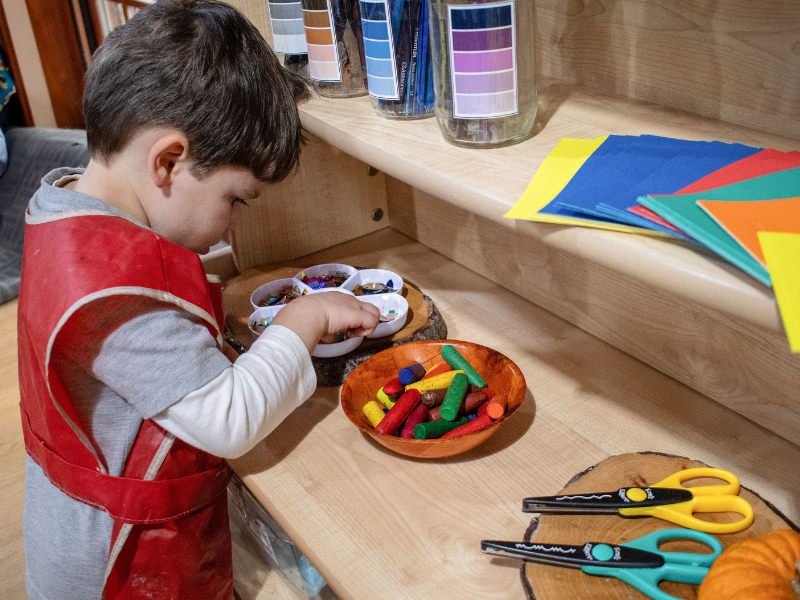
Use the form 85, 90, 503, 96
341, 339, 526, 458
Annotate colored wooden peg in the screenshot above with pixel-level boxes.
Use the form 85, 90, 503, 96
398, 363, 425, 385
375, 389, 421, 435
441, 414, 493, 439
406, 370, 465, 393
400, 403, 429, 439
421, 363, 452, 380
362, 400, 386, 428
413, 417, 469, 439
486, 394, 508, 420
440, 345, 487, 388
439, 372, 469, 421
383, 377, 405, 396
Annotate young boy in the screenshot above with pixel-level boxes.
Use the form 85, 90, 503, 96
17, 2, 379, 599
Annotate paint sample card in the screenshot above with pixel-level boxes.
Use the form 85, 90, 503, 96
303, 0, 341, 81
360, 0, 399, 99
268, 0, 308, 55
448, 1, 517, 119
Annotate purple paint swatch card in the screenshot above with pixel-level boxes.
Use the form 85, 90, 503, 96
448, 1, 517, 119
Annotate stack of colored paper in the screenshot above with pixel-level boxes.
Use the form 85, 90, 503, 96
505, 135, 800, 352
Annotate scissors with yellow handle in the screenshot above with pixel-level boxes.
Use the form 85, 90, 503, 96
522, 468, 754, 534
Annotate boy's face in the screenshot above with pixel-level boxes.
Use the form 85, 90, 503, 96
147, 164, 261, 255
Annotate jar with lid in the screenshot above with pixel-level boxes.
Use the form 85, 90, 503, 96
427, 0, 536, 147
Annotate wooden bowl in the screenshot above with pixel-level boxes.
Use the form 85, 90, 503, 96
341, 340, 526, 458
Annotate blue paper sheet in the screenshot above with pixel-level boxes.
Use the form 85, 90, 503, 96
539, 135, 761, 235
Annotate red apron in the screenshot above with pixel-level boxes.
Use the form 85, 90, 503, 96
18, 212, 233, 600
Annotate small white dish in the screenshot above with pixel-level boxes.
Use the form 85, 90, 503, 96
312, 335, 363, 358
295, 263, 358, 289
357, 293, 409, 338
248, 305, 284, 341
309, 286, 355, 297
250, 278, 312, 311
341, 268, 403, 296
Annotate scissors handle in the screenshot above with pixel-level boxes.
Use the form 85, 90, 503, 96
619, 468, 753, 533
621, 493, 754, 534
582, 529, 722, 600
651, 468, 740, 496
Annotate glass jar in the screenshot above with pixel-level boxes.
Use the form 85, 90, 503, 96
427, 0, 537, 147
301, 0, 368, 97
361, 0, 434, 119
267, 0, 311, 78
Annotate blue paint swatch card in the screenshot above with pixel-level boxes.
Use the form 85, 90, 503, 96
361, 0, 399, 99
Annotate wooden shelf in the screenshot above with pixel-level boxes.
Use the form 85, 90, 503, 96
294, 78, 800, 447
228, 230, 800, 600
299, 77, 796, 332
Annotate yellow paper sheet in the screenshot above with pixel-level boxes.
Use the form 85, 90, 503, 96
505, 136, 666, 236
758, 231, 800, 352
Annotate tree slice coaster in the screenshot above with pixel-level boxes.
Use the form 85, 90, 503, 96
222, 265, 447, 387
520, 452, 798, 600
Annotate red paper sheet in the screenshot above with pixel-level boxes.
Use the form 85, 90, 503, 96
630, 149, 800, 230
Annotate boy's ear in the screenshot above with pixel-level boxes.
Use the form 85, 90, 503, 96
148, 133, 190, 189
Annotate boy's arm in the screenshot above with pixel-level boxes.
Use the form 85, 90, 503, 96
151, 324, 315, 458
152, 293, 379, 458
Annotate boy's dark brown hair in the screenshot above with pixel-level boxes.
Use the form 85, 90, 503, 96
83, 0, 311, 183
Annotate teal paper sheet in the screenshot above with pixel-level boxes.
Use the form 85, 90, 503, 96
639, 167, 800, 286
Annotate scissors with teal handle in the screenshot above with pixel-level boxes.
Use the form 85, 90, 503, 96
522, 468, 754, 534
482, 528, 723, 600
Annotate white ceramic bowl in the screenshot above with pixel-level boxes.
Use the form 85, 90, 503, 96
294, 263, 358, 289
357, 293, 409, 338
248, 305, 284, 341
312, 335, 363, 358
341, 268, 403, 296
250, 278, 312, 311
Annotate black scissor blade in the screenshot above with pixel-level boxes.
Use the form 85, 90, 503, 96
523, 487, 694, 513
481, 540, 665, 569
481, 541, 586, 568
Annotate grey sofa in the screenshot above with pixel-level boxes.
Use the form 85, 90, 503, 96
0, 127, 90, 304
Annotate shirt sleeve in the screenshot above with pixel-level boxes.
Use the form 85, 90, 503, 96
151, 325, 317, 458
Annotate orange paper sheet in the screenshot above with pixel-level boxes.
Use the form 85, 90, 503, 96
698, 197, 800, 269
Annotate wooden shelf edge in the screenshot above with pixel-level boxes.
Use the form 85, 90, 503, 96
297, 78, 797, 334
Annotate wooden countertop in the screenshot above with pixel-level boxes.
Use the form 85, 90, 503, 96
227, 228, 800, 600
298, 78, 798, 333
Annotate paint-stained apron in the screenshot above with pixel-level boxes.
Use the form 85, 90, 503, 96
18, 211, 233, 599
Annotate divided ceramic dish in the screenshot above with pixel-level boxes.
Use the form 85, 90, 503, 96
248, 264, 409, 357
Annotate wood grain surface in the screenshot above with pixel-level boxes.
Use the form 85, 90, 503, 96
535, 0, 800, 141
228, 134, 389, 273
523, 453, 797, 600
0, 300, 26, 600
228, 230, 800, 600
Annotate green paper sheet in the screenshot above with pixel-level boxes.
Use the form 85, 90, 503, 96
639, 167, 800, 286
758, 231, 800, 352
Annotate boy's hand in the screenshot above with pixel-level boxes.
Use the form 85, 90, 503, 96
270, 292, 381, 355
